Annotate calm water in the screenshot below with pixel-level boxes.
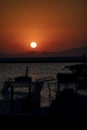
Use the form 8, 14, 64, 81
0, 62, 84, 108
0, 62, 76, 83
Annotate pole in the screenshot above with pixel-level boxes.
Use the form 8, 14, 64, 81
10, 86, 14, 114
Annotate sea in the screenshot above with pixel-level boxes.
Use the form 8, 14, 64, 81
0, 62, 86, 114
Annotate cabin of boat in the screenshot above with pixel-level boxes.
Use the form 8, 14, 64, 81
57, 63, 87, 93
50, 62, 87, 117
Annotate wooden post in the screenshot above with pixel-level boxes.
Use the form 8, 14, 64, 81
10, 85, 14, 114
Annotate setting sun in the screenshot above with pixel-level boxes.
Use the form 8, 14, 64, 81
30, 42, 37, 48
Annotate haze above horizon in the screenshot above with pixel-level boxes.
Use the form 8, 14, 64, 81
0, 46, 87, 58
0, 0, 87, 54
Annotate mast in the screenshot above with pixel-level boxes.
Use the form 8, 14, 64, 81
25, 66, 29, 77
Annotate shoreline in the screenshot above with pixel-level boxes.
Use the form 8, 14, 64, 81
0, 56, 87, 63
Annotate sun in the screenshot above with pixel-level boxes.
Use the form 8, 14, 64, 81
30, 41, 37, 48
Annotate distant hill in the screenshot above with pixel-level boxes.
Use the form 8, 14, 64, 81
0, 46, 87, 58
56, 46, 87, 57
0, 53, 9, 58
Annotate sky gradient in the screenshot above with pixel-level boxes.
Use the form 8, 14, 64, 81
0, 0, 87, 54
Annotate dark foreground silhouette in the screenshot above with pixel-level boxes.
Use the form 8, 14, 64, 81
1, 63, 87, 128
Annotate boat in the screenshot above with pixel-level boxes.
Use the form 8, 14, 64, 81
1, 65, 56, 116
50, 62, 87, 118
14, 66, 32, 82
63, 63, 87, 74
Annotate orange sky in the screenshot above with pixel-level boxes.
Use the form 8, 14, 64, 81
0, 0, 87, 54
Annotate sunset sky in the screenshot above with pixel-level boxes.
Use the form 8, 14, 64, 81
0, 0, 87, 54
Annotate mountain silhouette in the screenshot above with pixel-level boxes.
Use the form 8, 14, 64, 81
0, 46, 87, 58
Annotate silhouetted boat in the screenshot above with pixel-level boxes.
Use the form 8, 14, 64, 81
63, 63, 87, 74
50, 62, 87, 118
14, 66, 32, 82
1, 65, 56, 116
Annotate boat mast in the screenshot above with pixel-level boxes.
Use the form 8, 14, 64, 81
25, 66, 29, 77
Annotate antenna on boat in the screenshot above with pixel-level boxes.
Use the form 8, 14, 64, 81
25, 65, 29, 77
